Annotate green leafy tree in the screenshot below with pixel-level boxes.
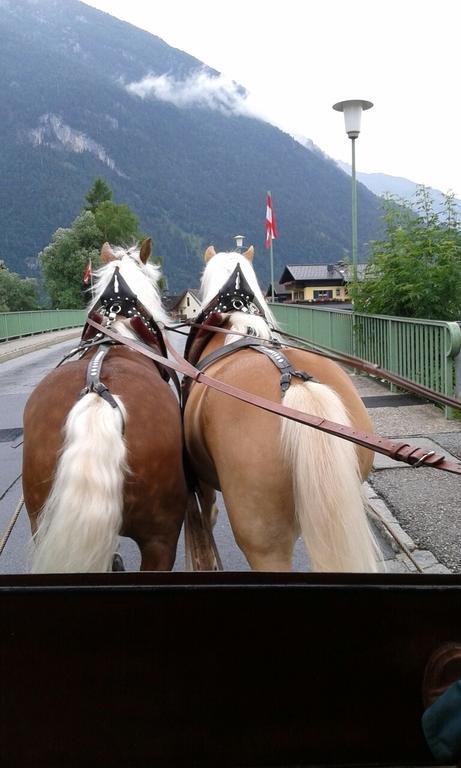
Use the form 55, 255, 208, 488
39, 180, 144, 308
351, 187, 461, 320
84, 177, 112, 214
94, 201, 140, 244
0, 267, 39, 311
39, 211, 101, 308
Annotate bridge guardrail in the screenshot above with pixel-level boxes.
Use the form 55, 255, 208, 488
0, 309, 86, 342
271, 303, 461, 418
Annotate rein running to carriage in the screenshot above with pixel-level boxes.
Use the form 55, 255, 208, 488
84, 315, 461, 476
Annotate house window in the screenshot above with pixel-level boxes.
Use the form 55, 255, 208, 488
313, 290, 333, 300
186, 297, 190, 307
335, 288, 341, 296
293, 291, 304, 300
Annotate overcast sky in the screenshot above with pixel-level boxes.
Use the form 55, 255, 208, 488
83, 0, 461, 198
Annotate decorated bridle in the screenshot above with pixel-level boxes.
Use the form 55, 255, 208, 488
93, 264, 159, 334
203, 262, 266, 319
78, 241, 173, 387
184, 259, 268, 361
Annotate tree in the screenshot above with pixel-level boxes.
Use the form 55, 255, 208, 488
0, 267, 39, 311
94, 201, 140, 244
351, 187, 461, 320
84, 177, 112, 214
39, 211, 101, 309
39, 179, 146, 308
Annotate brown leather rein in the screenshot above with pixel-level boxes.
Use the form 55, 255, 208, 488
86, 317, 461, 476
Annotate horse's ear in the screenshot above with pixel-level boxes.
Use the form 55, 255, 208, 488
139, 238, 152, 264
101, 242, 116, 264
242, 245, 254, 261
204, 245, 216, 263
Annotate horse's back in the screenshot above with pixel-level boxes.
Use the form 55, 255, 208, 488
184, 343, 373, 482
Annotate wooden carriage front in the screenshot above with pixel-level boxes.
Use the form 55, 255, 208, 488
1, 570, 460, 766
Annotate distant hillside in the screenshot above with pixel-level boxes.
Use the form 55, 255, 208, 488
336, 161, 461, 215
1, 0, 383, 291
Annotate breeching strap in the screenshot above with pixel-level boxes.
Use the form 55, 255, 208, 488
86, 317, 461, 476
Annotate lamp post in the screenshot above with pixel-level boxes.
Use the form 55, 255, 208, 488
234, 234, 244, 252
332, 99, 373, 285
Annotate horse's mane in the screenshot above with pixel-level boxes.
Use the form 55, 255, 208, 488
200, 250, 278, 341
88, 245, 169, 325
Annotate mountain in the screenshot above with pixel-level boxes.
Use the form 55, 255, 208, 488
336, 161, 461, 215
1, 0, 383, 291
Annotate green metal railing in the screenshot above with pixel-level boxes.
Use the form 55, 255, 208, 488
0, 310, 85, 342
272, 304, 461, 418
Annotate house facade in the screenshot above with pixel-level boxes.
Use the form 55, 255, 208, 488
279, 264, 366, 303
170, 289, 201, 320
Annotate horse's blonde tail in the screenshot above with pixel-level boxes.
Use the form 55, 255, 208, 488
30, 393, 127, 573
281, 382, 380, 573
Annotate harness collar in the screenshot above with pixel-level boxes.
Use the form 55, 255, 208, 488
93, 266, 154, 331
208, 263, 266, 319
185, 263, 267, 362
82, 266, 172, 385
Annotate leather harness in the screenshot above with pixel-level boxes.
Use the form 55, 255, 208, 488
60, 266, 180, 421
184, 263, 315, 400
85, 317, 461, 476
193, 336, 314, 396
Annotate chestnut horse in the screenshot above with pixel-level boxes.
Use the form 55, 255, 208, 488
183, 246, 381, 572
23, 240, 188, 572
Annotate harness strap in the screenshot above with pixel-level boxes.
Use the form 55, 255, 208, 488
195, 337, 272, 371
195, 337, 315, 397
253, 346, 315, 396
79, 344, 126, 432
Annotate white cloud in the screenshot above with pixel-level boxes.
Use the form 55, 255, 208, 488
125, 69, 265, 120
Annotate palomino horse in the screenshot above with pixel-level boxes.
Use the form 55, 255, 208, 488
183, 246, 380, 572
22, 240, 188, 572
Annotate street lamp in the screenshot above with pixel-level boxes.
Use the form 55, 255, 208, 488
332, 99, 373, 285
234, 234, 244, 252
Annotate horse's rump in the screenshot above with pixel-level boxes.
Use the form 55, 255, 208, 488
23, 346, 186, 572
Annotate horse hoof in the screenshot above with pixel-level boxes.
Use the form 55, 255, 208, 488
112, 553, 125, 571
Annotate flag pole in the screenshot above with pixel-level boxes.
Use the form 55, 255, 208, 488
268, 190, 275, 304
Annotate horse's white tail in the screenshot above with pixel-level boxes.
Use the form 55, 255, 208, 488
31, 393, 127, 573
281, 382, 380, 572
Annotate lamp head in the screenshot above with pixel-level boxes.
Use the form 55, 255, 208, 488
333, 99, 373, 139
234, 234, 245, 250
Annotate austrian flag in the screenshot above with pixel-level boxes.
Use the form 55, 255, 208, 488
265, 193, 277, 248
83, 260, 91, 284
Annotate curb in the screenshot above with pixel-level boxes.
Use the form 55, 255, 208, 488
364, 482, 451, 574
0, 329, 81, 364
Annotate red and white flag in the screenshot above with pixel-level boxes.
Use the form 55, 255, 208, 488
83, 260, 91, 284
265, 192, 277, 248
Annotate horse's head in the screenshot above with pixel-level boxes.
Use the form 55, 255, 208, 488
90, 239, 169, 326
200, 245, 277, 338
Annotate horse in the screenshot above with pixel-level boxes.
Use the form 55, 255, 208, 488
183, 246, 381, 573
22, 240, 188, 572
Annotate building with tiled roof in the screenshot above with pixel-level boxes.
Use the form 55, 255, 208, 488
170, 289, 201, 320
279, 263, 367, 304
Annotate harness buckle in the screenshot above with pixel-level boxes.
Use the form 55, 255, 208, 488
280, 371, 292, 396
293, 370, 315, 383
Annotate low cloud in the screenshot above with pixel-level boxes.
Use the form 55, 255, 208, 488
125, 69, 262, 119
